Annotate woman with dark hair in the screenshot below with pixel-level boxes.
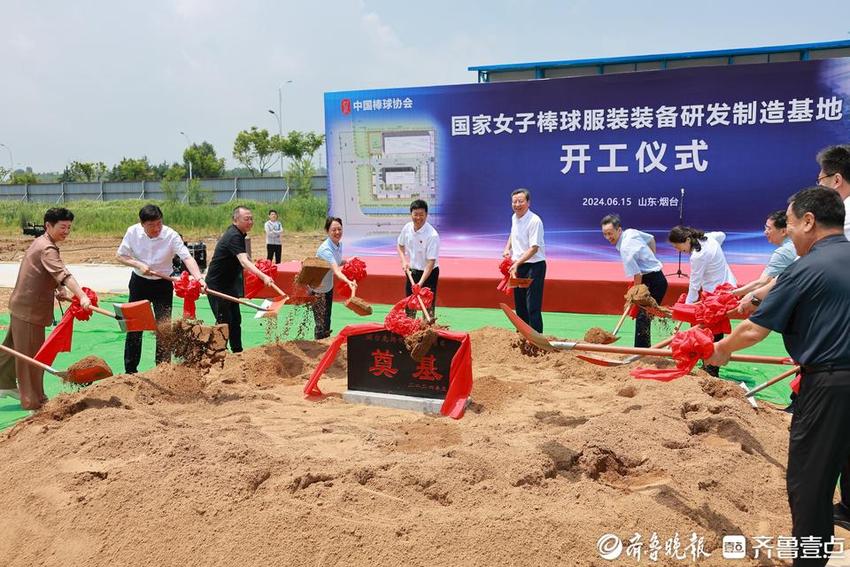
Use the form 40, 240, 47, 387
309, 217, 357, 340
668, 225, 737, 377
668, 225, 737, 304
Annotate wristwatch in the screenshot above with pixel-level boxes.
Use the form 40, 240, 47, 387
750, 295, 762, 306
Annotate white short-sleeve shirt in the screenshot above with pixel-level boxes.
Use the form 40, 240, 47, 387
510, 210, 545, 262
686, 231, 737, 303
117, 224, 190, 280
397, 221, 440, 270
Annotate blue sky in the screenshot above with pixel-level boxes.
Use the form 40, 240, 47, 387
1, 0, 848, 171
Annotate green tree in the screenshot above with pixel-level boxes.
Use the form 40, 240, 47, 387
282, 131, 325, 198
232, 127, 281, 177
109, 157, 157, 181
11, 171, 38, 184
184, 141, 225, 179
59, 161, 108, 182
0, 166, 9, 183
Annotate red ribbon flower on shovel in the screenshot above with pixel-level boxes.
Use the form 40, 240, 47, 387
173, 271, 202, 319
630, 327, 715, 382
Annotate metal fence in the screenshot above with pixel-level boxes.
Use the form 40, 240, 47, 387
0, 175, 328, 204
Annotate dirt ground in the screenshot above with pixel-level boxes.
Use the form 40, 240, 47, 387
0, 324, 836, 567
0, 232, 326, 266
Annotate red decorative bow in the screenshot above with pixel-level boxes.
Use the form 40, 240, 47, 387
630, 327, 715, 381
173, 271, 202, 319
496, 257, 512, 295
336, 257, 367, 299
69, 287, 99, 321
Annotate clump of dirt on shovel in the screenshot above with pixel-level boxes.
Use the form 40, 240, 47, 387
625, 284, 658, 309
583, 327, 617, 344
158, 320, 230, 369
405, 327, 439, 362
510, 336, 547, 358
64, 356, 113, 384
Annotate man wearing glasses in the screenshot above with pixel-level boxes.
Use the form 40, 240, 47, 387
815, 145, 850, 534
816, 144, 850, 239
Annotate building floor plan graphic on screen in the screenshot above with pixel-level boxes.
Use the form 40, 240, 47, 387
333, 124, 436, 233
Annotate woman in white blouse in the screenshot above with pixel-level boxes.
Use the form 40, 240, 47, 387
667, 225, 737, 304
667, 225, 738, 377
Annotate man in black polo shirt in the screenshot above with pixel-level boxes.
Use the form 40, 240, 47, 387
206, 205, 275, 353
707, 187, 850, 567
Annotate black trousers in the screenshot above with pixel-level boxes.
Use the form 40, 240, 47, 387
514, 261, 546, 333
124, 273, 174, 373
634, 270, 668, 348
312, 289, 334, 340
787, 369, 850, 567
405, 267, 439, 318
207, 294, 243, 353
842, 460, 850, 507
266, 244, 281, 263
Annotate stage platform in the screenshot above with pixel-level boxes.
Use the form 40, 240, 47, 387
262, 257, 763, 315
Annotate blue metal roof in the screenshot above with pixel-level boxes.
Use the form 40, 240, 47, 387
468, 39, 850, 72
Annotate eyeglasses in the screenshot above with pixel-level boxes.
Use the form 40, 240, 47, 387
817, 172, 837, 185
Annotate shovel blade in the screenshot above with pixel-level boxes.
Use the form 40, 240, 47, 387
64, 356, 114, 385
499, 303, 556, 352
254, 298, 284, 319
115, 300, 158, 332
576, 354, 634, 367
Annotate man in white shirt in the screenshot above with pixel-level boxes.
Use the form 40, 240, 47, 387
397, 199, 440, 318
502, 188, 546, 332
117, 204, 205, 373
601, 214, 667, 347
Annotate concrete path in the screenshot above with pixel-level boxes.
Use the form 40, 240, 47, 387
0, 262, 132, 293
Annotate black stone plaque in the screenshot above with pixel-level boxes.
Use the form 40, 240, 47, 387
347, 330, 460, 399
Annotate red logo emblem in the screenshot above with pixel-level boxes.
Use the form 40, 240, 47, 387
341, 99, 351, 115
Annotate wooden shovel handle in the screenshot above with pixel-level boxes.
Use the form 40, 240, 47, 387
612, 304, 631, 336
57, 298, 116, 320
0, 343, 61, 377
147, 269, 267, 312
550, 341, 796, 365
745, 366, 800, 397
405, 268, 433, 324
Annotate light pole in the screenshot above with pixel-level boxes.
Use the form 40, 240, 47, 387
179, 131, 193, 181
0, 143, 13, 181
269, 80, 292, 198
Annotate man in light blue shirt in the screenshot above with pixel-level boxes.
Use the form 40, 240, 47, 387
601, 214, 667, 347
734, 209, 798, 303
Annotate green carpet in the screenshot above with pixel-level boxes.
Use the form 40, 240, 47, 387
0, 298, 793, 430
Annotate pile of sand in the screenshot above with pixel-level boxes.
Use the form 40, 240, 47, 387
0, 327, 812, 566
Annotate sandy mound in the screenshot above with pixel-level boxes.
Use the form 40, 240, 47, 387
583, 326, 617, 344
0, 327, 809, 566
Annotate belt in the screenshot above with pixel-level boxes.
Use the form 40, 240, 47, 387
800, 363, 850, 375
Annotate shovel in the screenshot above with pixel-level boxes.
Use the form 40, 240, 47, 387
61, 299, 157, 332
500, 303, 795, 365
577, 322, 685, 367
743, 366, 800, 398
404, 268, 438, 361
147, 270, 285, 319
0, 343, 112, 384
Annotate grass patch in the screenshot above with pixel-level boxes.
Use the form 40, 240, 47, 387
0, 197, 328, 237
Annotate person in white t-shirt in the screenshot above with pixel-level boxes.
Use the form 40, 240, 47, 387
117, 204, 205, 373
502, 188, 546, 332
667, 225, 737, 377
397, 199, 439, 318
